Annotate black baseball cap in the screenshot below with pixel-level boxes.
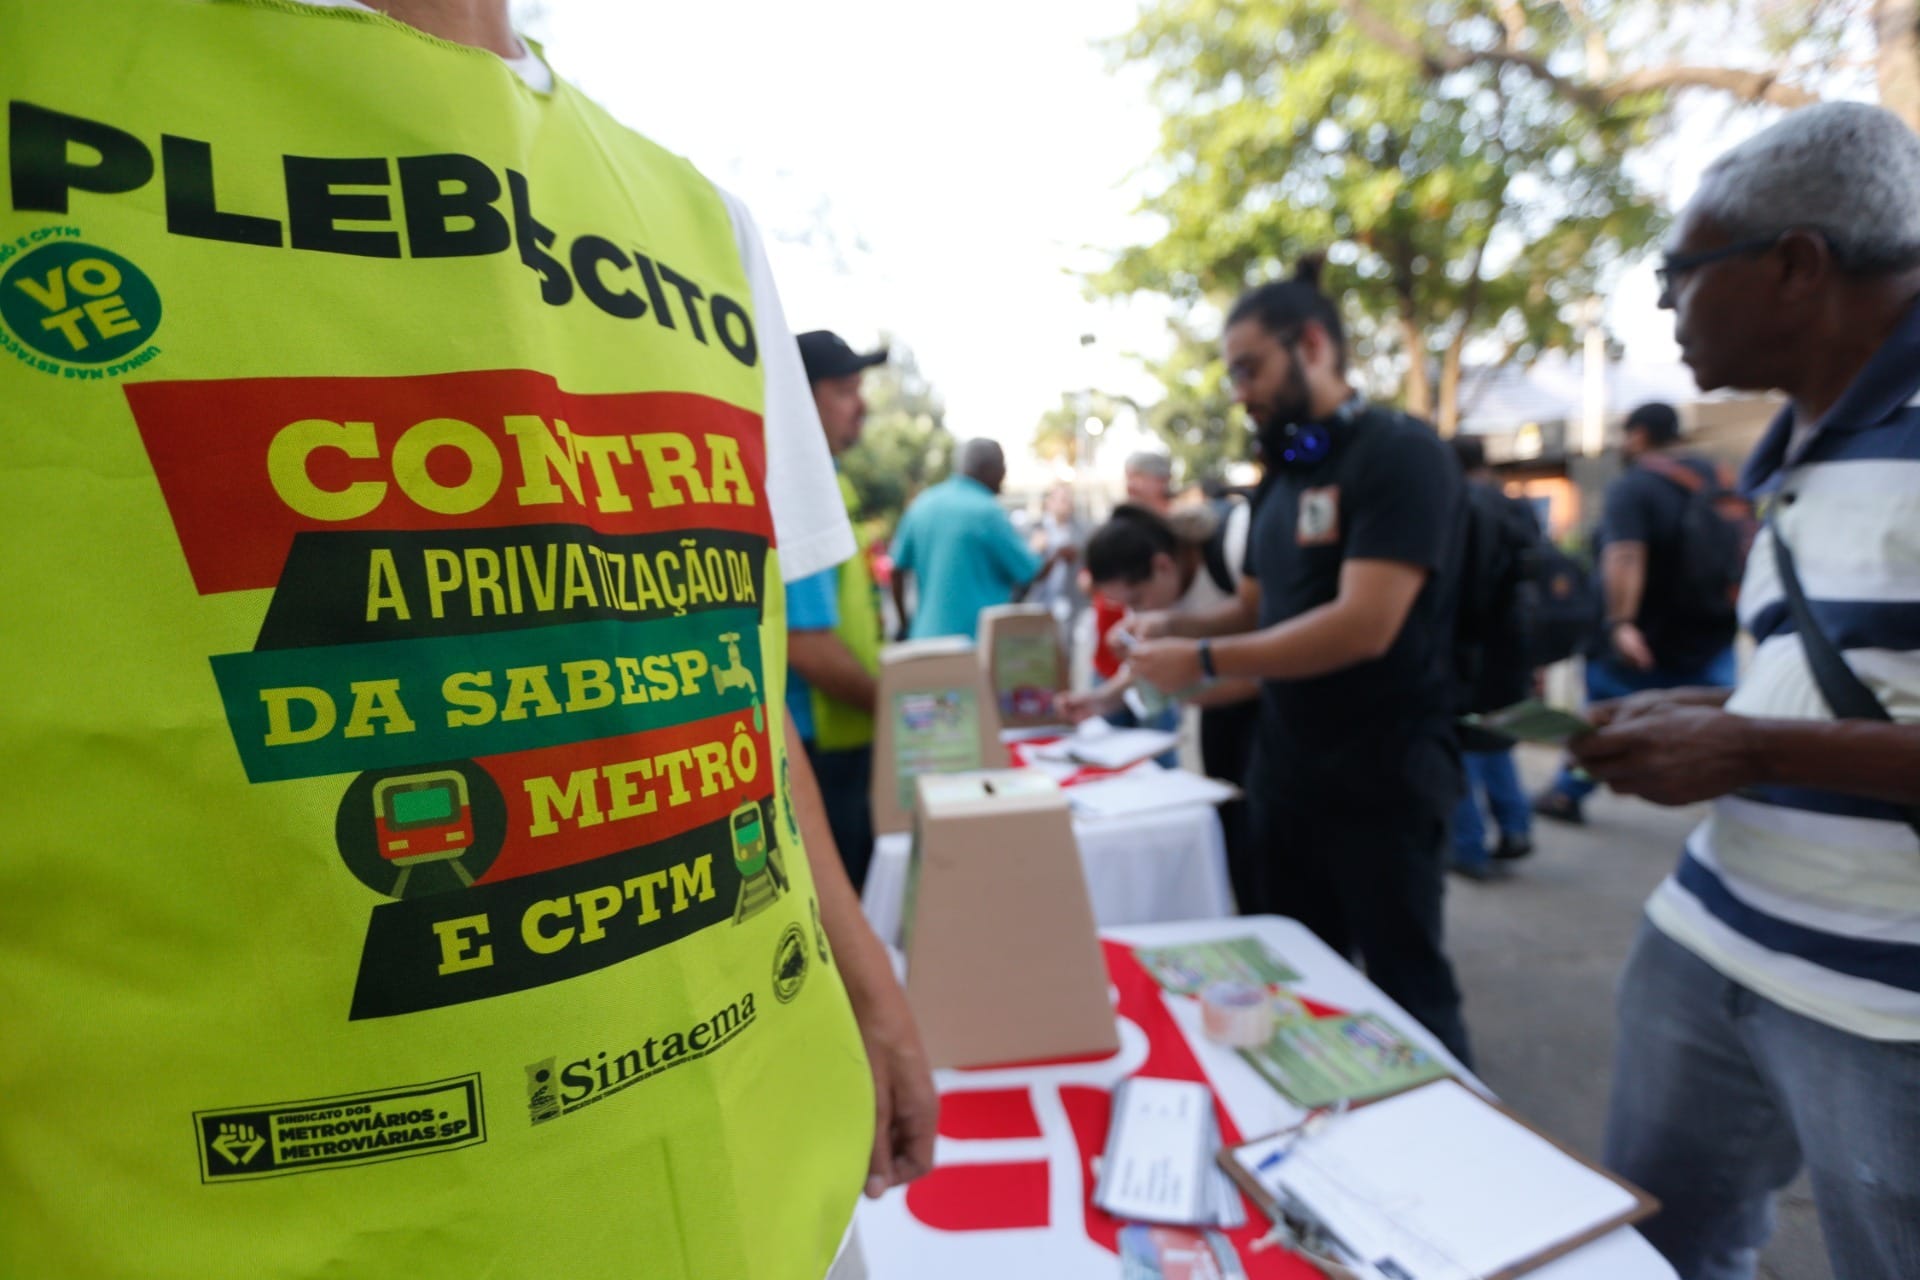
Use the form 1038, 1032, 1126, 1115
797, 330, 887, 382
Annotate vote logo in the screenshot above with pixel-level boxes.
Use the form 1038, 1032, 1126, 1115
0, 237, 161, 366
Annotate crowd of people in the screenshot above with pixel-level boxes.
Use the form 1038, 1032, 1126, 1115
6, 3, 1920, 1279
787, 103, 1920, 1280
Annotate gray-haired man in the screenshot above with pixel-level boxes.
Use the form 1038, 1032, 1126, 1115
1571, 102, 1920, 1280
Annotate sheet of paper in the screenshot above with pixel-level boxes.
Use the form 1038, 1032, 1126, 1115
1094, 1078, 1216, 1225
1027, 719, 1179, 769
1237, 1014, 1450, 1109
1134, 936, 1302, 995
1066, 727, 1181, 769
1069, 766, 1237, 818
1019, 755, 1083, 783
1239, 1081, 1641, 1280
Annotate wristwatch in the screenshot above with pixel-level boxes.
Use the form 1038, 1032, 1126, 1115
1197, 639, 1217, 679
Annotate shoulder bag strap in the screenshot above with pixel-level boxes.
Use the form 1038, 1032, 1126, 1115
1770, 517, 1920, 839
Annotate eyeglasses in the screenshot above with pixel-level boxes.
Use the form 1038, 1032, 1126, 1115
1225, 325, 1303, 388
1655, 236, 1780, 298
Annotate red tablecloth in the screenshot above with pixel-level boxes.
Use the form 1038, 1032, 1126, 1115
896, 940, 1339, 1277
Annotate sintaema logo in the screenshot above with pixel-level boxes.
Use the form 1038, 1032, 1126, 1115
0, 228, 161, 375
526, 994, 757, 1124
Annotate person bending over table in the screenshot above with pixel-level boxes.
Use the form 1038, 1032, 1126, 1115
1058, 502, 1261, 908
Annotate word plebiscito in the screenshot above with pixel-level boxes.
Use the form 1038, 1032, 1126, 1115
8, 102, 759, 364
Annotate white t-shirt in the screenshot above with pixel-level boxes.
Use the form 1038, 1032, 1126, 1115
286, 0, 852, 585
1174, 499, 1249, 616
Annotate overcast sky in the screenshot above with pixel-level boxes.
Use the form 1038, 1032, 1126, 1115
526, 1, 1847, 453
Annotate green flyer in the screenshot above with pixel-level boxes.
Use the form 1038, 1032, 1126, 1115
891, 689, 983, 811
1238, 1013, 1450, 1108
1133, 936, 1301, 995
993, 631, 1060, 719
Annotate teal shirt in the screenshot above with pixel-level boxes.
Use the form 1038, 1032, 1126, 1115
890, 475, 1042, 640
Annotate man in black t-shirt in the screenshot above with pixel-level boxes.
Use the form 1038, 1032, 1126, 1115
1130, 260, 1471, 1063
1533, 402, 1740, 824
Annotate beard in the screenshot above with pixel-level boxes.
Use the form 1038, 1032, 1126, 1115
1253, 357, 1315, 458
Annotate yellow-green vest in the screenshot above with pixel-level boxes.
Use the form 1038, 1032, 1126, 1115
0, 3, 871, 1276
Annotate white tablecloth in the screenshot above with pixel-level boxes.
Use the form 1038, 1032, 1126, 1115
860, 803, 1236, 946
855, 915, 1676, 1280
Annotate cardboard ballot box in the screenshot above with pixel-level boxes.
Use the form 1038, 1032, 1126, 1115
901, 770, 1119, 1069
978, 604, 1067, 730
870, 638, 1007, 837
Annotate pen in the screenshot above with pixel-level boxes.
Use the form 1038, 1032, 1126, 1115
1253, 1102, 1346, 1174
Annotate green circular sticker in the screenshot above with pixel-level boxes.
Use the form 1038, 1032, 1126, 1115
0, 240, 161, 365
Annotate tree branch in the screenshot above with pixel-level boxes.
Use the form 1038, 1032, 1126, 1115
1335, 0, 1821, 112
1494, 0, 1529, 49
1598, 64, 1820, 108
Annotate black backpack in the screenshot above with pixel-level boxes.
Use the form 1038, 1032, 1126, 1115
1637, 452, 1753, 622
1517, 537, 1601, 670
1454, 484, 1598, 714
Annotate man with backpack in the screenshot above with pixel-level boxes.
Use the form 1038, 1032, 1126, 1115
1533, 401, 1743, 825
1450, 436, 1547, 879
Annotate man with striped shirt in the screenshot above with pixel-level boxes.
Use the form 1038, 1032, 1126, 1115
1572, 102, 1920, 1280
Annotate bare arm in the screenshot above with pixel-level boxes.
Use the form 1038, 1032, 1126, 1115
1602, 542, 1655, 670
1056, 671, 1132, 722
785, 716, 936, 1195
1601, 541, 1648, 623
1573, 709, 1920, 808
1589, 685, 1733, 726
1142, 575, 1262, 640
1212, 559, 1424, 679
1012, 546, 1075, 604
1186, 676, 1260, 710
1130, 560, 1425, 691
890, 570, 912, 641
789, 631, 878, 714
1745, 719, 1920, 805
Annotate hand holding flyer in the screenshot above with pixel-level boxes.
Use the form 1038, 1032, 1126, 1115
1463, 698, 1595, 746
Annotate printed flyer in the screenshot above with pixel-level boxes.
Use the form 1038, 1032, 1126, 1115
1134, 937, 1302, 996
1238, 1013, 1450, 1108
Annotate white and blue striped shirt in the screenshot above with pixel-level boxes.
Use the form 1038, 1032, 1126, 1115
1647, 298, 1920, 1041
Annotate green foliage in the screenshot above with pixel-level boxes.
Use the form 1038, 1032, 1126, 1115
838, 344, 954, 535
1129, 318, 1248, 482
1032, 388, 1142, 468
1099, 0, 1668, 436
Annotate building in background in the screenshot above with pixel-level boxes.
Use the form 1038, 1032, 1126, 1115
1454, 352, 1777, 545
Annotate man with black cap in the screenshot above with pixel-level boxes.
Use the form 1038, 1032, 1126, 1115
790, 330, 889, 887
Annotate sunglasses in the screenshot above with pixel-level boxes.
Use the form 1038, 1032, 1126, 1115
1655, 236, 1781, 297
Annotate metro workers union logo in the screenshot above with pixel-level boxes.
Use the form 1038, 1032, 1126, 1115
772, 923, 809, 1004
335, 761, 509, 901
0, 232, 162, 371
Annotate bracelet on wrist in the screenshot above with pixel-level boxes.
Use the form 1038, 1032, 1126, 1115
1197, 639, 1217, 679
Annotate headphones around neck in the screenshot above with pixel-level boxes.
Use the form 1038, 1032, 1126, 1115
1269, 395, 1364, 471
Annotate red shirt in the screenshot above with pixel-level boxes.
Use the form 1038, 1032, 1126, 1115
1092, 593, 1126, 679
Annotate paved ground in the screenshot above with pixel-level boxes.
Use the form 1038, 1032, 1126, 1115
1446, 746, 1830, 1280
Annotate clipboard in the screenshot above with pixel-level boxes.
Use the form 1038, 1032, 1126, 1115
1217, 1080, 1658, 1280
